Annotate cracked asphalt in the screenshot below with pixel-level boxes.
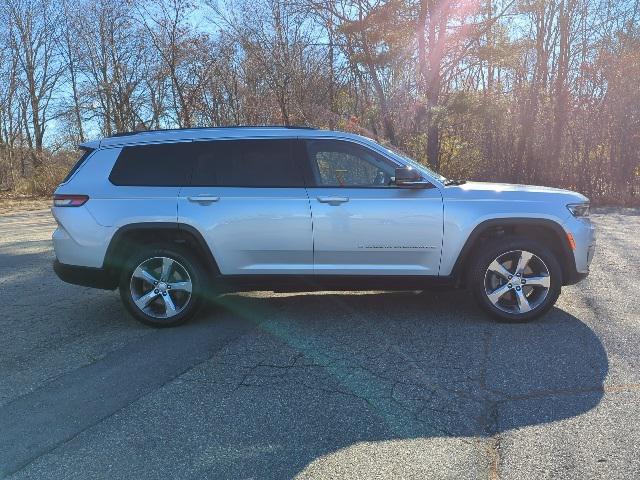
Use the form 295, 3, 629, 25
1, 208, 639, 479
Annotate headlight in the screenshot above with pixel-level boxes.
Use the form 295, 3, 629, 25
567, 203, 590, 217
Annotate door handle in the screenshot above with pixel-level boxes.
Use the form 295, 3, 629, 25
187, 195, 220, 203
317, 196, 349, 206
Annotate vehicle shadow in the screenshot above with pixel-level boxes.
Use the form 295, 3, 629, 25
184, 289, 608, 479
0, 252, 608, 478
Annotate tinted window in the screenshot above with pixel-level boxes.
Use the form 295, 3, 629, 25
62, 148, 94, 183
191, 139, 303, 187
306, 140, 396, 187
109, 142, 195, 186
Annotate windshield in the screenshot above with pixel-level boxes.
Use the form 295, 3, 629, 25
377, 143, 447, 183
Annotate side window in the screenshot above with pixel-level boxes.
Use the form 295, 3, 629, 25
62, 148, 94, 183
109, 142, 195, 186
306, 140, 396, 187
191, 139, 304, 187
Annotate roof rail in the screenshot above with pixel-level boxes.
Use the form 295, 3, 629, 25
108, 125, 316, 138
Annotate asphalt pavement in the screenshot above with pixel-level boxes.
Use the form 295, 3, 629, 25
0, 208, 638, 479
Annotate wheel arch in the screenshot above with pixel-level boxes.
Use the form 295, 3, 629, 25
451, 218, 578, 286
103, 223, 220, 278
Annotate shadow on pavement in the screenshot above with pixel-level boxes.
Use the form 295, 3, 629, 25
0, 272, 608, 478
176, 289, 608, 479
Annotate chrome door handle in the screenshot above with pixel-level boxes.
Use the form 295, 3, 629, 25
317, 196, 349, 206
188, 195, 220, 203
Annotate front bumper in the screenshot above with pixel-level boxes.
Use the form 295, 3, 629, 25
53, 260, 117, 290
562, 215, 596, 284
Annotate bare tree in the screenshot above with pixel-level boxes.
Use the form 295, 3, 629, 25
4, 0, 64, 160
75, 0, 147, 135
60, 0, 86, 143
135, 0, 202, 128
0, 0, 636, 202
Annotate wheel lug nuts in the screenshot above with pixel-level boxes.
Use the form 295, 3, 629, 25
154, 281, 158, 285
516, 273, 521, 277
516, 286, 521, 291
162, 292, 167, 296
521, 279, 526, 284
154, 289, 159, 294
167, 285, 171, 289
508, 275, 512, 280
508, 284, 512, 288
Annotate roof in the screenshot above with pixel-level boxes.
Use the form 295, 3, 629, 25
79, 126, 376, 150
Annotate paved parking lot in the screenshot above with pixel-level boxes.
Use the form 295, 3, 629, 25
1, 208, 639, 479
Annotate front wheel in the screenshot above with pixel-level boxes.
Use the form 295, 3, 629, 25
468, 237, 562, 322
119, 245, 205, 327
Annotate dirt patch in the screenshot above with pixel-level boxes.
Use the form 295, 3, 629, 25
0, 197, 51, 215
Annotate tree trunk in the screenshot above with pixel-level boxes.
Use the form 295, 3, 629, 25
549, 0, 570, 183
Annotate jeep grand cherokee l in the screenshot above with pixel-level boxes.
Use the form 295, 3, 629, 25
52, 127, 595, 326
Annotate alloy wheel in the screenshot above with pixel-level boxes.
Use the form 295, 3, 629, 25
484, 249, 551, 315
129, 256, 193, 319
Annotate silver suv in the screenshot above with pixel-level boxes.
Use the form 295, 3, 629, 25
52, 127, 595, 326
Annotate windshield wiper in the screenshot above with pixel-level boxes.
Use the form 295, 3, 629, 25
444, 178, 466, 186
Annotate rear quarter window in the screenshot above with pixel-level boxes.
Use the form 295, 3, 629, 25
62, 148, 94, 183
109, 142, 196, 186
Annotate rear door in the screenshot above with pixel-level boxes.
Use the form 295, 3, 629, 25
303, 139, 443, 276
178, 138, 313, 275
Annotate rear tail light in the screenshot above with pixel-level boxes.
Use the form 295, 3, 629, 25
53, 194, 89, 207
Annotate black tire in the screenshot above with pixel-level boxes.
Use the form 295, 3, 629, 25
467, 236, 562, 322
119, 245, 205, 327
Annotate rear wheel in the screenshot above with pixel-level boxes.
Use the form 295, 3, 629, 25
119, 246, 205, 327
468, 237, 562, 322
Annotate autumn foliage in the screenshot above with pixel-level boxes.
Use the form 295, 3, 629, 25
0, 0, 638, 204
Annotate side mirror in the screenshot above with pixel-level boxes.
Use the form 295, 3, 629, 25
394, 167, 430, 188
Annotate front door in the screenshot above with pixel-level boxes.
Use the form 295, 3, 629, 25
304, 139, 443, 276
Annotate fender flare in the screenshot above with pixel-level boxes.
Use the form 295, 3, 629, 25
103, 222, 220, 275
450, 217, 577, 284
